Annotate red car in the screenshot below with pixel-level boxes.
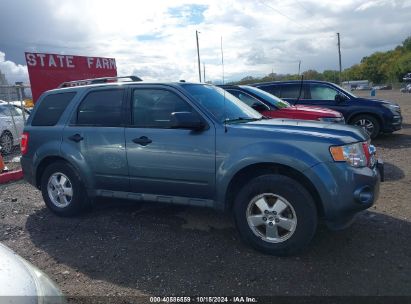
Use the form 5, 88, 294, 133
221, 85, 344, 123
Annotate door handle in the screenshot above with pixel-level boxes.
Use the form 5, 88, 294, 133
68, 134, 84, 142
132, 136, 152, 146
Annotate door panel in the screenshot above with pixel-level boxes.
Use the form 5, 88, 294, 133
63, 126, 128, 191
62, 88, 128, 192
126, 128, 215, 198
125, 87, 215, 199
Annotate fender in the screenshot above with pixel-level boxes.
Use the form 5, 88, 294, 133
59, 141, 95, 190
346, 110, 383, 124
215, 141, 323, 208
33, 140, 95, 191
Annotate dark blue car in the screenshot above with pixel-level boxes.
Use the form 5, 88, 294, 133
251, 80, 402, 138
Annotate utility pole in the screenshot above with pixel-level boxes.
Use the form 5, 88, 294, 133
203, 63, 206, 82
221, 36, 225, 85
196, 30, 202, 82
337, 33, 342, 84
298, 60, 301, 75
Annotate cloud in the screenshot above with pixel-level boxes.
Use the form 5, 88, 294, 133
0, 52, 28, 84
0, 0, 410, 83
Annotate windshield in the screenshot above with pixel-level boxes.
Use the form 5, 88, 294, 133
240, 86, 290, 109
182, 84, 262, 123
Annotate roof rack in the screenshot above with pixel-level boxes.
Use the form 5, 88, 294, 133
58, 76, 142, 88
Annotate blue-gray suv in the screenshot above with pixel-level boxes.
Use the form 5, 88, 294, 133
21, 77, 382, 256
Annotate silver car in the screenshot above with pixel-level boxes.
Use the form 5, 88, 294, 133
0, 243, 65, 303
0, 103, 25, 154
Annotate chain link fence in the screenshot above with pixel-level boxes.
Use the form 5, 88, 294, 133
0, 84, 32, 172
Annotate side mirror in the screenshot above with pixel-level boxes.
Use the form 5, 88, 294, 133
335, 94, 347, 103
170, 112, 206, 131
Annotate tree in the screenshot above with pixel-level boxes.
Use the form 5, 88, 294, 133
403, 36, 411, 52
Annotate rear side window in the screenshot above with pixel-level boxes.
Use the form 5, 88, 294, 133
259, 85, 280, 97
32, 92, 76, 126
77, 89, 124, 126
280, 84, 302, 99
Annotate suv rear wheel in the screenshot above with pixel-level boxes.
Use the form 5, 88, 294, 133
233, 174, 317, 256
41, 161, 88, 216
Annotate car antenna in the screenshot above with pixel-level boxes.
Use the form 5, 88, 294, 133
221, 36, 228, 133
296, 74, 304, 105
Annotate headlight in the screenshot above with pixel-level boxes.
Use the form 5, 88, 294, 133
318, 116, 345, 124
383, 103, 401, 113
330, 142, 368, 167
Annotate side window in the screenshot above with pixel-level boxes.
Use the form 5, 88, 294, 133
132, 89, 193, 128
32, 92, 76, 126
77, 89, 124, 126
0, 105, 10, 116
280, 84, 302, 99
9, 106, 22, 117
259, 85, 280, 97
309, 84, 339, 100
227, 90, 268, 109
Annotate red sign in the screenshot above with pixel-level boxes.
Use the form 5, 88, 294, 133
25, 52, 117, 103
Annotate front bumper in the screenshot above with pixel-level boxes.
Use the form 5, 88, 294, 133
383, 114, 402, 132
304, 161, 381, 230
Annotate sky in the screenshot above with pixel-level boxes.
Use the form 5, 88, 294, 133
0, 0, 411, 84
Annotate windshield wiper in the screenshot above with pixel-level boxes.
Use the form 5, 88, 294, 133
224, 117, 263, 124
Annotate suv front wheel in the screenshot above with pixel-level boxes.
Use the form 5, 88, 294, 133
41, 161, 89, 216
351, 114, 380, 139
234, 174, 317, 256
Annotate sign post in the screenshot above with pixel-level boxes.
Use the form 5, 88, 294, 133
25, 52, 117, 103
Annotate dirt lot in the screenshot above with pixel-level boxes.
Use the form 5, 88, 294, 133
0, 91, 410, 298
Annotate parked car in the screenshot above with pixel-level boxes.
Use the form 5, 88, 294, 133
372, 85, 392, 90
21, 77, 382, 256
0, 243, 64, 301
0, 102, 26, 154
219, 85, 344, 123
400, 84, 411, 93
403, 73, 411, 82
251, 80, 402, 139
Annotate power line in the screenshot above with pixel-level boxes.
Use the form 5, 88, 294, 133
294, 0, 330, 30
257, 0, 312, 31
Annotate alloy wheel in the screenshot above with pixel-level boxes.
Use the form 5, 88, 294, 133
246, 193, 297, 243
47, 172, 73, 208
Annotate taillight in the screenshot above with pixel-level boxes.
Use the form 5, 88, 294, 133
21, 132, 29, 155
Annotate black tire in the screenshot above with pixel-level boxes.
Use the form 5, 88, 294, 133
40, 161, 89, 217
233, 174, 317, 256
350, 114, 380, 139
0, 131, 14, 155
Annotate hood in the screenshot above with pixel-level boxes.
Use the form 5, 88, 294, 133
0, 244, 37, 297
355, 97, 399, 106
292, 105, 342, 117
0, 243, 63, 298
228, 118, 368, 144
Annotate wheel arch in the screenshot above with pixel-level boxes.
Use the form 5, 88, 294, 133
224, 162, 324, 217
35, 156, 85, 189
347, 112, 383, 127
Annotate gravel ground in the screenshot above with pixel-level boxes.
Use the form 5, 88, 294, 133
0, 91, 410, 298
